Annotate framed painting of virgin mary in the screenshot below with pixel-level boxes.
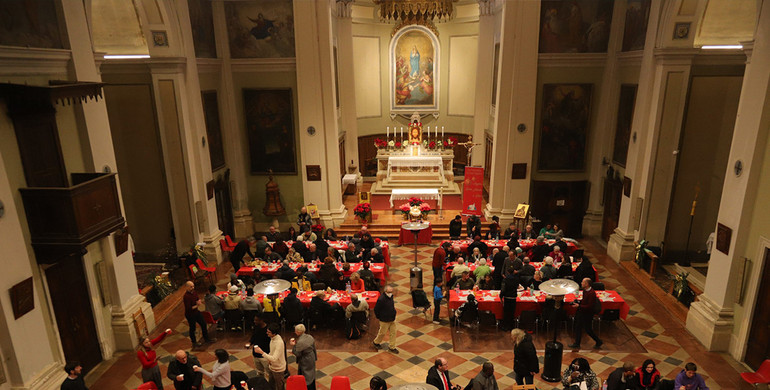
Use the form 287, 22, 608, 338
390, 26, 440, 112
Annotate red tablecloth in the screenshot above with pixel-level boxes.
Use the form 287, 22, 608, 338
217, 290, 379, 309
443, 261, 596, 282
399, 223, 433, 245
273, 240, 391, 267
447, 289, 629, 320
237, 262, 387, 285
441, 239, 577, 255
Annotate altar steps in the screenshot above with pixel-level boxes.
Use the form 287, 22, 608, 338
334, 215, 486, 242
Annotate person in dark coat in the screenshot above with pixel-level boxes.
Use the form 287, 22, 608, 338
573, 256, 597, 284
551, 232, 569, 254
500, 269, 520, 331
318, 258, 343, 289
372, 286, 398, 353
359, 233, 376, 251
167, 350, 203, 390
556, 257, 574, 279
449, 215, 463, 239
529, 236, 551, 263
230, 237, 256, 272
568, 278, 603, 349
635, 359, 661, 390
511, 329, 539, 385
503, 223, 520, 241
344, 243, 363, 262
467, 215, 482, 238
467, 236, 488, 258
606, 363, 636, 390
492, 245, 509, 289
520, 224, 537, 240
426, 357, 461, 390
486, 216, 501, 240
281, 288, 305, 329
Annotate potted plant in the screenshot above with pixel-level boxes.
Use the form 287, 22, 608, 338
354, 202, 372, 224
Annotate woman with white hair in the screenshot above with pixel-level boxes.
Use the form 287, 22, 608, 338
511, 328, 539, 385
290, 324, 317, 390
470, 247, 484, 263
540, 257, 558, 281
549, 246, 565, 263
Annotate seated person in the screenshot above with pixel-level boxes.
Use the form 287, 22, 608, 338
447, 245, 462, 262
297, 227, 317, 242
674, 362, 709, 390
265, 226, 282, 242
520, 224, 537, 240
551, 232, 569, 254
545, 223, 563, 239
349, 272, 365, 293
529, 236, 551, 263
449, 258, 471, 280
224, 286, 243, 330
365, 247, 385, 263
323, 228, 338, 241
477, 273, 495, 290
227, 273, 245, 292
454, 293, 478, 323
291, 268, 313, 292
531, 271, 543, 290
310, 290, 344, 326
358, 262, 379, 290
539, 224, 555, 238
204, 285, 224, 321
286, 227, 297, 242
469, 247, 485, 263
539, 257, 558, 280
286, 247, 302, 263
277, 260, 296, 281
345, 293, 369, 320
573, 256, 597, 284
519, 257, 536, 287
344, 243, 362, 262
562, 358, 599, 390
326, 247, 341, 262
263, 246, 283, 263
345, 293, 369, 339
291, 240, 309, 258
556, 257, 573, 279
453, 271, 476, 290
302, 243, 320, 263
252, 269, 263, 284
318, 258, 343, 290
506, 235, 521, 251
359, 233, 376, 251
280, 288, 305, 329
486, 216, 501, 240
241, 288, 262, 312
254, 235, 269, 258
502, 223, 520, 241
466, 215, 482, 238
549, 246, 566, 264
353, 226, 369, 239
467, 236, 488, 257
449, 215, 464, 239
261, 293, 282, 325
473, 258, 492, 281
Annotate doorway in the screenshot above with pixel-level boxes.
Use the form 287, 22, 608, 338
602, 175, 623, 242
45, 254, 103, 373
214, 170, 234, 238
746, 249, 770, 369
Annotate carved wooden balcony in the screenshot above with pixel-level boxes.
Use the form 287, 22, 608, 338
19, 173, 125, 264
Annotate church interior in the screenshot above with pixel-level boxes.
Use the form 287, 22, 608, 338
0, 0, 769, 389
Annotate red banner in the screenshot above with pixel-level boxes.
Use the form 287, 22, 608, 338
462, 166, 484, 216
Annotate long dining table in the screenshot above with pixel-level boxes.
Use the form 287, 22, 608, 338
443, 260, 595, 283
236, 261, 387, 285
447, 289, 629, 320
217, 289, 380, 309
275, 239, 391, 267
440, 238, 578, 256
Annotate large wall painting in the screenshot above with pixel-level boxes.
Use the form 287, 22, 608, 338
188, 0, 217, 58
612, 85, 637, 167
390, 26, 439, 112
244, 89, 297, 174
539, 0, 615, 53
538, 84, 593, 172
622, 0, 651, 51
0, 1, 64, 49
225, 0, 295, 58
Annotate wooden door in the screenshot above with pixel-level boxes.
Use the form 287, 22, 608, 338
530, 181, 588, 238
214, 170, 234, 238
746, 248, 770, 369
602, 177, 623, 241
45, 254, 102, 373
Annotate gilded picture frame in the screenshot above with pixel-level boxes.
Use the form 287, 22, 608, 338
389, 25, 440, 112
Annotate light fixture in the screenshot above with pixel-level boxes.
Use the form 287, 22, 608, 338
103, 54, 151, 59
373, 0, 457, 27
701, 45, 743, 50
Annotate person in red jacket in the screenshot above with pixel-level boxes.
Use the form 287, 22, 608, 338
432, 242, 449, 284
568, 278, 603, 349
137, 328, 172, 389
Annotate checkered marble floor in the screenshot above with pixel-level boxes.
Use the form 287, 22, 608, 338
90, 239, 749, 390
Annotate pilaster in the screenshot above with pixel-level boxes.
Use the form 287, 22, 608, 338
110, 294, 155, 351
607, 226, 637, 263
336, 1, 361, 176
686, 2, 770, 352
294, 0, 347, 227
485, 0, 540, 223
470, 1, 495, 168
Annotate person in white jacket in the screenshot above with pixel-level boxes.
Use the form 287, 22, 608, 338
254, 322, 286, 390
193, 349, 231, 390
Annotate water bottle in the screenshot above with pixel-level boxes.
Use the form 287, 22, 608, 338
602, 381, 608, 390
346, 281, 352, 293
455, 284, 460, 296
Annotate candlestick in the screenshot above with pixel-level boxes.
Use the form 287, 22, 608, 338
387, 126, 389, 139
401, 127, 404, 143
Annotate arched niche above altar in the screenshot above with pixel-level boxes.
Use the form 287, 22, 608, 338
389, 25, 440, 113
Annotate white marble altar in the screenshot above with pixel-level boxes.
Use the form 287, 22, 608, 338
370, 146, 461, 196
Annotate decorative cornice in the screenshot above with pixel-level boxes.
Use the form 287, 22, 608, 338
616, 51, 643, 67
692, 51, 748, 67
0, 46, 71, 76
653, 48, 699, 65
196, 58, 222, 73
230, 57, 297, 73
99, 57, 187, 75
336, 0, 353, 19
740, 40, 754, 63
478, 0, 494, 16
538, 53, 608, 67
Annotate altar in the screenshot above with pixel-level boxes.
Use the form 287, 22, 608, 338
370, 147, 461, 196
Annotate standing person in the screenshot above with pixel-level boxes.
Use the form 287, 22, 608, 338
167, 350, 203, 390
606, 362, 636, 390
635, 359, 661, 390
674, 362, 710, 390
193, 349, 231, 390
433, 280, 444, 324
254, 323, 286, 390
500, 269, 519, 331
568, 278, 603, 349
60, 361, 88, 390
470, 362, 499, 390
183, 281, 214, 347
137, 328, 173, 389
297, 206, 313, 230
372, 286, 399, 354
432, 243, 448, 283
290, 324, 317, 390
230, 237, 256, 273
492, 245, 509, 289
247, 314, 271, 382
426, 357, 461, 390
511, 328, 539, 385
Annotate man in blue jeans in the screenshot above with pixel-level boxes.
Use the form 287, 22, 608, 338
433, 280, 444, 324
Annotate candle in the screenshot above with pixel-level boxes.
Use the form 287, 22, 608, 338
435, 127, 438, 137
442, 126, 445, 138
401, 127, 403, 139
387, 126, 389, 138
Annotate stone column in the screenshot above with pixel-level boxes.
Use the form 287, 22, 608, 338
294, 0, 347, 227
687, 4, 770, 351
210, 0, 254, 238
484, 0, 540, 225
582, 0, 627, 237
336, 1, 361, 180
470, 0, 495, 168
60, 0, 154, 354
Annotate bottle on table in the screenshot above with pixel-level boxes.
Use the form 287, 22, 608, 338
346, 281, 352, 293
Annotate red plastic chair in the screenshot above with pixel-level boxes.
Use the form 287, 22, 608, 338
741, 359, 770, 387
196, 258, 217, 285
220, 239, 233, 253
287, 375, 308, 390
330, 376, 351, 390
135, 382, 157, 390
225, 235, 238, 249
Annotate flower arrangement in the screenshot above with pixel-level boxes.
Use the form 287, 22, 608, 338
374, 138, 387, 148
353, 202, 372, 219
387, 140, 395, 147
443, 137, 458, 148
399, 199, 431, 219
311, 223, 324, 233
395, 141, 402, 148
189, 242, 207, 264
419, 203, 432, 215
428, 140, 437, 149
408, 197, 424, 206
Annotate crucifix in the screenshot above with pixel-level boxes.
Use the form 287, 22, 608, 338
458, 135, 481, 166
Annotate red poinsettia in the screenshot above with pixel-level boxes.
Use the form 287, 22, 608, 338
420, 203, 431, 212
311, 223, 324, 233
395, 141, 402, 148
428, 141, 436, 149
408, 197, 424, 206
353, 202, 371, 218
374, 138, 387, 148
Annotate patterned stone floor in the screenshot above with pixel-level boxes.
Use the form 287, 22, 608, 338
88, 239, 751, 390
